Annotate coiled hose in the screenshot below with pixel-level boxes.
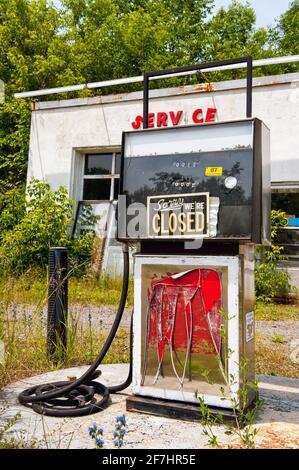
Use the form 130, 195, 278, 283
18, 244, 131, 417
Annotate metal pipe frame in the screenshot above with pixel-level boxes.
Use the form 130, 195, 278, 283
13, 55, 299, 99
143, 57, 253, 128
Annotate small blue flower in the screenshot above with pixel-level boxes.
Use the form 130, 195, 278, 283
95, 437, 104, 448
120, 428, 126, 437
114, 438, 124, 448
113, 431, 118, 438
88, 426, 96, 437
115, 423, 121, 430
98, 427, 104, 434
116, 414, 126, 426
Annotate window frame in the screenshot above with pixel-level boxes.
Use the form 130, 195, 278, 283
82, 150, 121, 202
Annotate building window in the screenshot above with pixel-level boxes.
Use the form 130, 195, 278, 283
83, 152, 120, 201
272, 192, 299, 226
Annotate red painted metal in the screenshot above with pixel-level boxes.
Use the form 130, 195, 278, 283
143, 268, 222, 384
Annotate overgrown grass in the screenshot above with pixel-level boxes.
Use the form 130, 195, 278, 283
0, 302, 130, 388
255, 302, 299, 321
0, 268, 134, 306
256, 334, 299, 379
0, 270, 298, 390
0, 267, 133, 388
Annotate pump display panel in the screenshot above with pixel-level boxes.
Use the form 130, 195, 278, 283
118, 119, 270, 244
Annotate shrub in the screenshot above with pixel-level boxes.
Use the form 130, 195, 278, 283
0, 185, 25, 236
255, 210, 291, 302
0, 179, 94, 275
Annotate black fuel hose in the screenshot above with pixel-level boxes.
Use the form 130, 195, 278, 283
18, 244, 131, 417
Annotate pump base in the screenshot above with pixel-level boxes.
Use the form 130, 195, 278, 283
126, 395, 237, 423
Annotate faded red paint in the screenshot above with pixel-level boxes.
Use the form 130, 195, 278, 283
147, 268, 222, 362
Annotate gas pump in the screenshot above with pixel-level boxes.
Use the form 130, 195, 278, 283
118, 58, 270, 415
118, 118, 270, 414
18, 57, 270, 419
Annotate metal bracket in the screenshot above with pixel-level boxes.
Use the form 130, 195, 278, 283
143, 57, 253, 128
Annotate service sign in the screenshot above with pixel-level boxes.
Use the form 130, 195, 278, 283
147, 192, 209, 239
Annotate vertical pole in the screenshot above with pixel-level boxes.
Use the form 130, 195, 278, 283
47, 247, 68, 362
143, 73, 149, 129
246, 56, 253, 118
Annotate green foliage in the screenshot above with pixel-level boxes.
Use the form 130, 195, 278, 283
0, 179, 94, 274
0, 268, 134, 306
255, 210, 291, 302
204, 0, 271, 80
0, 100, 31, 191
0, 0, 297, 195
0, 0, 84, 191
196, 359, 266, 449
270, 334, 288, 344
269, 0, 299, 56
255, 264, 290, 303
0, 184, 25, 234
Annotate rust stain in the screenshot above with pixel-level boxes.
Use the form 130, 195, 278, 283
179, 82, 214, 94
194, 82, 215, 92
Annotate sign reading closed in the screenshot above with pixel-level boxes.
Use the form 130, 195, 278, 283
147, 192, 209, 239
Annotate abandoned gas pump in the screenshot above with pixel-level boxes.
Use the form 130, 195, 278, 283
18, 57, 270, 419
118, 61, 270, 416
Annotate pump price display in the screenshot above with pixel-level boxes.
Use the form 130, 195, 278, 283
147, 192, 209, 239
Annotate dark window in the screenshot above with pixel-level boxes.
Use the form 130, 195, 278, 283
84, 154, 112, 175
83, 152, 120, 201
83, 179, 111, 200
272, 193, 299, 217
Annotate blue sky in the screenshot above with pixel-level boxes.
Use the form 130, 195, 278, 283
213, 0, 291, 28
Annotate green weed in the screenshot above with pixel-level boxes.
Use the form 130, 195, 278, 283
270, 334, 288, 344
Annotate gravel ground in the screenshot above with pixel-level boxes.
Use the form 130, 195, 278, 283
8, 304, 299, 340
256, 320, 299, 342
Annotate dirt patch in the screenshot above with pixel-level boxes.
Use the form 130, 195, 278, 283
253, 422, 299, 449
256, 320, 299, 343
256, 321, 299, 379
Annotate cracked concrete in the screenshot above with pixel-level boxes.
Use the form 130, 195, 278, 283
1, 365, 299, 449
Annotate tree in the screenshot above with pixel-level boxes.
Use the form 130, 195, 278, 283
271, 0, 299, 55
0, 0, 86, 192
203, 1, 272, 80
60, 0, 214, 83
0, 0, 215, 193
0, 0, 296, 197
267, 0, 299, 74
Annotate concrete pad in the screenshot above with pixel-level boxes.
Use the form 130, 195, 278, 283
1, 365, 299, 449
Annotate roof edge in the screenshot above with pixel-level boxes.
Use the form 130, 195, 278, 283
33, 72, 299, 111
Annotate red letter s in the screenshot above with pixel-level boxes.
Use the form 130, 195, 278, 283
131, 115, 143, 129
